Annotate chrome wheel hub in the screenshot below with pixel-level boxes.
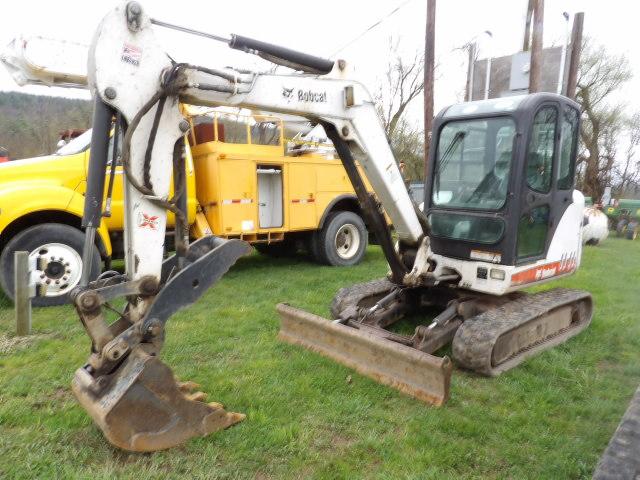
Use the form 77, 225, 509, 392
29, 243, 82, 297
334, 223, 360, 260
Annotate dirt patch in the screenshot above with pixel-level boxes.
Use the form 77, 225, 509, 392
0, 333, 53, 355
330, 433, 354, 448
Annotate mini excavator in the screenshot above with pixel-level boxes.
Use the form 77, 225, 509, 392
5, 2, 592, 451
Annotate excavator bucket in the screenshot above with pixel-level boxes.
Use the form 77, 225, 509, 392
277, 303, 453, 406
72, 346, 245, 452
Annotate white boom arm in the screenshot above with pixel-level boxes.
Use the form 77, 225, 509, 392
87, 2, 424, 287
1, 36, 88, 88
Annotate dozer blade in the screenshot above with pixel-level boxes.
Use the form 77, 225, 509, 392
277, 303, 453, 406
72, 346, 245, 452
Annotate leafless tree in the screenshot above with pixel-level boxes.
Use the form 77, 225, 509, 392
614, 113, 640, 196
576, 40, 632, 200
374, 38, 428, 181
376, 38, 425, 139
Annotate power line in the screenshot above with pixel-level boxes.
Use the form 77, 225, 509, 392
330, 0, 417, 57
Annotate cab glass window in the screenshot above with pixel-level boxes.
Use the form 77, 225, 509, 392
557, 107, 579, 190
429, 212, 505, 244
517, 205, 550, 259
527, 107, 557, 193
432, 117, 516, 211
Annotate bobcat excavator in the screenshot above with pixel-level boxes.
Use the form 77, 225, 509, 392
6, 2, 592, 452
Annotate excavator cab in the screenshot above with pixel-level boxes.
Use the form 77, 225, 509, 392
424, 93, 581, 269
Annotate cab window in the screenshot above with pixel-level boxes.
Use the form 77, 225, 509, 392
526, 107, 557, 193
517, 205, 550, 259
432, 116, 516, 211
557, 107, 579, 190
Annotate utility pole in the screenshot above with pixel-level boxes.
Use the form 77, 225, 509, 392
423, 0, 436, 181
483, 31, 493, 99
529, 0, 544, 93
465, 42, 476, 102
565, 12, 584, 100
522, 0, 534, 51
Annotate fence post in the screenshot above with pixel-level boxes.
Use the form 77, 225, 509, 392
14, 251, 31, 336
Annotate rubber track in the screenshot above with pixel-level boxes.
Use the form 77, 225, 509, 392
330, 278, 395, 319
452, 288, 593, 376
593, 386, 640, 479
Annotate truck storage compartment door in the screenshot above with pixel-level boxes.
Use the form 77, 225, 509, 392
257, 166, 283, 228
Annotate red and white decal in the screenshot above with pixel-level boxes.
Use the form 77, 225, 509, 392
222, 199, 253, 205
511, 252, 577, 286
291, 198, 315, 204
138, 213, 159, 230
121, 43, 142, 66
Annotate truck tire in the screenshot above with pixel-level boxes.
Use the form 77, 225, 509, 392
315, 211, 367, 266
0, 223, 101, 307
616, 219, 628, 237
626, 221, 638, 240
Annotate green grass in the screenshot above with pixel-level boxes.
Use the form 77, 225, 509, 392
1, 238, 639, 479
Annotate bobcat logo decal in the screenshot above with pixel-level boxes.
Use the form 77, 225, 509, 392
282, 87, 294, 99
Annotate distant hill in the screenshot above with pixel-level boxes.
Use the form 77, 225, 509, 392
0, 91, 92, 159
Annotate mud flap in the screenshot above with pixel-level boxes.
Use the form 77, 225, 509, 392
73, 346, 245, 452
277, 303, 452, 406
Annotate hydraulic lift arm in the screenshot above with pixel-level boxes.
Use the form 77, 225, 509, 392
68, 1, 427, 451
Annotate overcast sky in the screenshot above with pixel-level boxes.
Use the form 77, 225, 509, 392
1, 0, 639, 126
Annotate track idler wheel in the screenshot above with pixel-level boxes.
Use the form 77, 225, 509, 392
72, 346, 244, 452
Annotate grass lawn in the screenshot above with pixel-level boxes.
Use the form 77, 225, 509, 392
1, 237, 639, 479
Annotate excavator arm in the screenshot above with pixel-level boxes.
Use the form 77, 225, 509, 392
64, 1, 428, 451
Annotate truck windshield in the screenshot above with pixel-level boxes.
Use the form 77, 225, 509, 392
433, 117, 516, 211
55, 129, 92, 156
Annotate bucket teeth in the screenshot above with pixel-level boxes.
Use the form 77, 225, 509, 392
186, 391, 208, 402
178, 381, 200, 392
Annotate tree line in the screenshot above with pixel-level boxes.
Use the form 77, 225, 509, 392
0, 92, 92, 159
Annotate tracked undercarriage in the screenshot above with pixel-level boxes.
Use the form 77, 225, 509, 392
279, 278, 593, 405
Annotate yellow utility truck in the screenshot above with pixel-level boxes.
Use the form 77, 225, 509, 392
0, 112, 372, 306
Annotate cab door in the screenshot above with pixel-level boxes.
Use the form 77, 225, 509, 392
516, 101, 579, 264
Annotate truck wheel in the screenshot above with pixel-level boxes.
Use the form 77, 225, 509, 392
315, 211, 367, 266
626, 222, 638, 240
0, 223, 101, 307
616, 219, 628, 237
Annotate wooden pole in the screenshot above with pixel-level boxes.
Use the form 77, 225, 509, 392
423, 0, 436, 181
565, 12, 584, 100
14, 251, 31, 336
529, 0, 544, 93
465, 42, 476, 102
522, 0, 534, 51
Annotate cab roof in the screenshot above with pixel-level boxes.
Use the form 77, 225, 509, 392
439, 93, 579, 120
